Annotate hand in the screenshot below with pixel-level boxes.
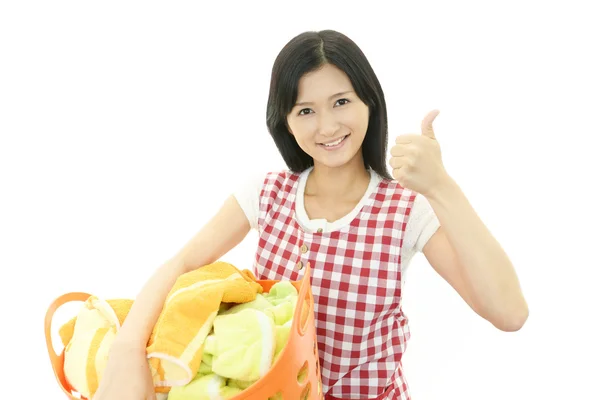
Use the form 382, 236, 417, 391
389, 109, 449, 198
92, 342, 157, 400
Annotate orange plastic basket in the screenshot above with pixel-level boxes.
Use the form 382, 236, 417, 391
45, 263, 323, 400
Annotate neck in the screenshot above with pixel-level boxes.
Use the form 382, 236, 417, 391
306, 157, 370, 199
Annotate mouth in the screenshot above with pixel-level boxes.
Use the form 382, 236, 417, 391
318, 134, 350, 150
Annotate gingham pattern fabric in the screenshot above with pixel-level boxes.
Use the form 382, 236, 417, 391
254, 170, 416, 400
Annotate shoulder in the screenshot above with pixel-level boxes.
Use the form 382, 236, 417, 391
373, 175, 419, 209
264, 169, 302, 185
232, 169, 293, 230
235, 168, 304, 209
237, 169, 299, 193
372, 174, 439, 252
260, 169, 305, 197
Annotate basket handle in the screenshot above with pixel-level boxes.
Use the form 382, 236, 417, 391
44, 292, 92, 396
293, 262, 313, 337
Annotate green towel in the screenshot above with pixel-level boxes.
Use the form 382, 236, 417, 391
167, 373, 243, 400
263, 281, 298, 306
219, 293, 274, 315
209, 308, 277, 381
168, 281, 300, 400
274, 319, 293, 361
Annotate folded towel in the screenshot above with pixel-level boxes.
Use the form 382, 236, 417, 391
157, 280, 301, 400
219, 293, 274, 316
208, 308, 277, 382
147, 261, 263, 387
167, 373, 243, 400
263, 281, 298, 306
198, 281, 299, 384
60, 296, 132, 400
198, 354, 213, 376
274, 319, 293, 362
58, 261, 263, 399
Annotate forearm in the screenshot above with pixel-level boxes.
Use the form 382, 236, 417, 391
115, 249, 217, 348
112, 196, 250, 348
427, 175, 528, 329
113, 257, 187, 348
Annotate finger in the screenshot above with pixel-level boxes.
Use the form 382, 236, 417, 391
395, 134, 420, 144
421, 109, 440, 139
389, 157, 406, 169
392, 167, 404, 180
390, 145, 410, 157
147, 378, 157, 400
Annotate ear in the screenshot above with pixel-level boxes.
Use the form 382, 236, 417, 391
284, 119, 295, 137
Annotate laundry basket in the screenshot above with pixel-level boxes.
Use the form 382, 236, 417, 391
45, 263, 323, 400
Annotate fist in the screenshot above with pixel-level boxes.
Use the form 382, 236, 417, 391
389, 109, 448, 198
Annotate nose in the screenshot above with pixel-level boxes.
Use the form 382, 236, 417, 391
316, 110, 340, 138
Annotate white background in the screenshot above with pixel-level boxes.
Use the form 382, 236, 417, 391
1, 1, 599, 399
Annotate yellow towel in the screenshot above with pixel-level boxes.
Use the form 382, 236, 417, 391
146, 261, 263, 387
60, 296, 133, 399
58, 261, 263, 400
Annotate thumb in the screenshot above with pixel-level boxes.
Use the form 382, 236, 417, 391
421, 109, 440, 139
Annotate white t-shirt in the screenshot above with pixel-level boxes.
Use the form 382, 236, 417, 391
233, 168, 441, 277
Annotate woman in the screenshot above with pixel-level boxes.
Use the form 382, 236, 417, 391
93, 29, 528, 400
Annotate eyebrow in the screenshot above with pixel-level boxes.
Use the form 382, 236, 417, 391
294, 91, 354, 107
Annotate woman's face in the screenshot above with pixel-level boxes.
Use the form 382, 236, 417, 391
286, 63, 370, 170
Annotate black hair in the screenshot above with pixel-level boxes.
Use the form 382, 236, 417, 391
266, 29, 392, 180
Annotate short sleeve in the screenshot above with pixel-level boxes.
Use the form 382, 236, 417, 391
403, 194, 440, 253
232, 173, 265, 231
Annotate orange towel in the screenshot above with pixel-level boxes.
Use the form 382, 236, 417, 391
146, 261, 263, 387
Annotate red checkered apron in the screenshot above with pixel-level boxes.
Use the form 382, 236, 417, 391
254, 171, 416, 399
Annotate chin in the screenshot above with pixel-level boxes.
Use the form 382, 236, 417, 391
313, 151, 362, 170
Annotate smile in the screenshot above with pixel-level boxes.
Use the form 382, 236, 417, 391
318, 134, 350, 150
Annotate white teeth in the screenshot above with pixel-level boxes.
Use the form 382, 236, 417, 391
322, 136, 345, 147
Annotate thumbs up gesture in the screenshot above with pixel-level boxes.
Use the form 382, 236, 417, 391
389, 109, 449, 198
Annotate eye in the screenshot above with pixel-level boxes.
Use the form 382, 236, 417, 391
335, 98, 350, 106
298, 108, 313, 116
